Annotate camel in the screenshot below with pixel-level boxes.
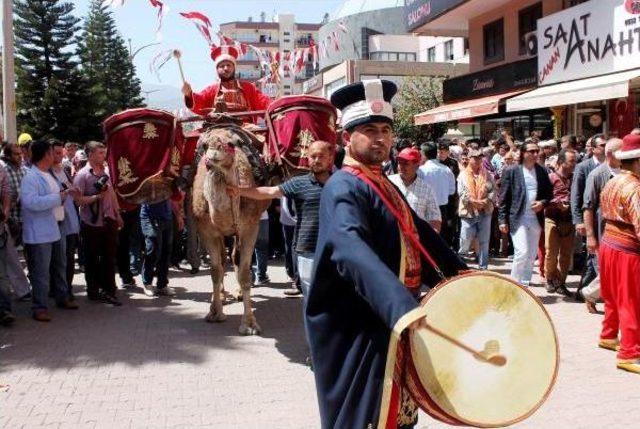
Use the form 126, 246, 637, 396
191, 124, 272, 335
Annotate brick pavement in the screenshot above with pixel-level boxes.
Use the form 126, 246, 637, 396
1, 258, 639, 429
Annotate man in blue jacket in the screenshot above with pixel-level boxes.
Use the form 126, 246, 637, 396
21, 140, 79, 321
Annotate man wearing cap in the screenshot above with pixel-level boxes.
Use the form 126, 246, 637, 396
388, 147, 441, 232
598, 133, 640, 374
307, 80, 466, 428
181, 45, 271, 119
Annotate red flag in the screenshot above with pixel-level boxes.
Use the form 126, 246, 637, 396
179, 12, 213, 45
148, 0, 166, 38
218, 33, 235, 46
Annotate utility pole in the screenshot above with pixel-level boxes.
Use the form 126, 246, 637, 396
2, 0, 17, 143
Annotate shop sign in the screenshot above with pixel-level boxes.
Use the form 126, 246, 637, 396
303, 75, 323, 94
443, 58, 537, 102
404, 0, 466, 31
538, 0, 640, 86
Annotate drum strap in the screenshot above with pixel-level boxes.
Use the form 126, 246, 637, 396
342, 163, 445, 281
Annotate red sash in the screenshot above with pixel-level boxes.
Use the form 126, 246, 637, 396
342, 165, 445, 281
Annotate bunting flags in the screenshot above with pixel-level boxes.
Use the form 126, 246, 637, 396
179, 12, 214, 45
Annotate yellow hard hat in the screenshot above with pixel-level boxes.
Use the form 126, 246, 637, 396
17, 133, 33, 146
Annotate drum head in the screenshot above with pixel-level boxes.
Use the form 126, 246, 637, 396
407, 272, 558, 427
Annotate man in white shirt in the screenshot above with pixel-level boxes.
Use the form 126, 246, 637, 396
419, 142, 456, 243
389, 148, 441, 232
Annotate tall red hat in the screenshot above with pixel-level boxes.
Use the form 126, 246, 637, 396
615, 133, 640, 160
210, 45, 239, 67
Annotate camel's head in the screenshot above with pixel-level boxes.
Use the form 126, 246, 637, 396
202, 129, 242, 171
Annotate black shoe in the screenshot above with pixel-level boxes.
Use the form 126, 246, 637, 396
545, 282, 557, 293
190, 267, 199, 275
0, 311, 16, 326
574, 288, 585, 302
556, 284, 571, 296
102, 293, 123, 306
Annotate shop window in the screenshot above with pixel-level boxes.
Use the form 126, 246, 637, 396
483, 18, 504, 65
387, 52, 398, 61
408, 53, 416, 62
427, 47, 436, 62
444, 40, 454, 61
519, 3, 542, 55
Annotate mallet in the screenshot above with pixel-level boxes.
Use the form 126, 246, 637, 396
173, 49, 187, 85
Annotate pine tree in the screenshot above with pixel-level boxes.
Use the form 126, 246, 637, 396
14, 0, 87, 140
76, 0, 144, 139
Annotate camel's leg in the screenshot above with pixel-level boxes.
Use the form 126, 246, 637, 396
236, 224, 261, 335
203, 234, 226, 323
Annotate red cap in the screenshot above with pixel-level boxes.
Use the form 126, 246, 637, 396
615, 134, 640, 160
397, 148, 421, 163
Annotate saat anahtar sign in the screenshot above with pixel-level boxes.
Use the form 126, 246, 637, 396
537, 0, 640, 86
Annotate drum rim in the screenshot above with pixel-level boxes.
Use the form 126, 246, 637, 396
407, 271, 559, 428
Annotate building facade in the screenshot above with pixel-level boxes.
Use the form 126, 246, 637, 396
219, 14, 320, 96
409, 0, 640, 140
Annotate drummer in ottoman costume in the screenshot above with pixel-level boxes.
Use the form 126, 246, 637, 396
306, 79, 466, 428
598, 133, 640, 374
181, 45, 271, 118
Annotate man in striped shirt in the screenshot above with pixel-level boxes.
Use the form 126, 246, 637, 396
229, 140, 335, 297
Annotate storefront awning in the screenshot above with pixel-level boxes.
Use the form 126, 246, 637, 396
506, 69, 640, 113
414, 90, 528, 125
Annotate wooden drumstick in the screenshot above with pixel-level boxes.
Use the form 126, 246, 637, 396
423, 322, 507, 367
173, 49, 186, 85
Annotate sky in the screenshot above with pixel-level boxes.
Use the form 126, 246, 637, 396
72, 0, 344, 92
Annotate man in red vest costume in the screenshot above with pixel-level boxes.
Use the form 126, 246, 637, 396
181, 45, 272, 118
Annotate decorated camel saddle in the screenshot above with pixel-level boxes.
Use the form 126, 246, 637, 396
104, 108, 183, 205
265, 95, 338, 176
104, 98, 338, 205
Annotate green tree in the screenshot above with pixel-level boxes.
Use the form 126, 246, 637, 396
14, 0, 88, 140
394, 76, 448, 143
76, 0, 144, 139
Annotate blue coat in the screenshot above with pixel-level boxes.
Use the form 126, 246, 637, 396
306, 170, 466, 429
20, 167, 62, 244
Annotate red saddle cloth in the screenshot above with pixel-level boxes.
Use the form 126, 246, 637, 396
266, 95, 337, 169
103, 108, 179, 201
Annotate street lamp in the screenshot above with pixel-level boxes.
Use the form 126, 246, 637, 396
2, 0, 17, 143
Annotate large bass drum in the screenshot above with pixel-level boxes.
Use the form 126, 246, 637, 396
406, 272, 559, 427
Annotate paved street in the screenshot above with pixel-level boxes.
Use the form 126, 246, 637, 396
1, 257, 639, 429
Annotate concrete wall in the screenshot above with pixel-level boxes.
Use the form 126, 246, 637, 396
319, 7, 407, 71
468, 0, 563, 72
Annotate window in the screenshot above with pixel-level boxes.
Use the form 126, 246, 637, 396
407, 53, 416, 62
387, 52, 398, 61
444, 40, 454, 61
519, 3, 542, 54
563, 0, 589, 8
483, 18, 504, 64
284, 31, 291, 36
284, 39, 291, 43
427, 47, 436, 62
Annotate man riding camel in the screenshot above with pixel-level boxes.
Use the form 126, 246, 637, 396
182, 45, 272, 119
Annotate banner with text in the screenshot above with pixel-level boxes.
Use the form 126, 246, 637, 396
537, 0, 640, 86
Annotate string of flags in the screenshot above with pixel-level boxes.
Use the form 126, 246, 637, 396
103, 1, 351, 84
